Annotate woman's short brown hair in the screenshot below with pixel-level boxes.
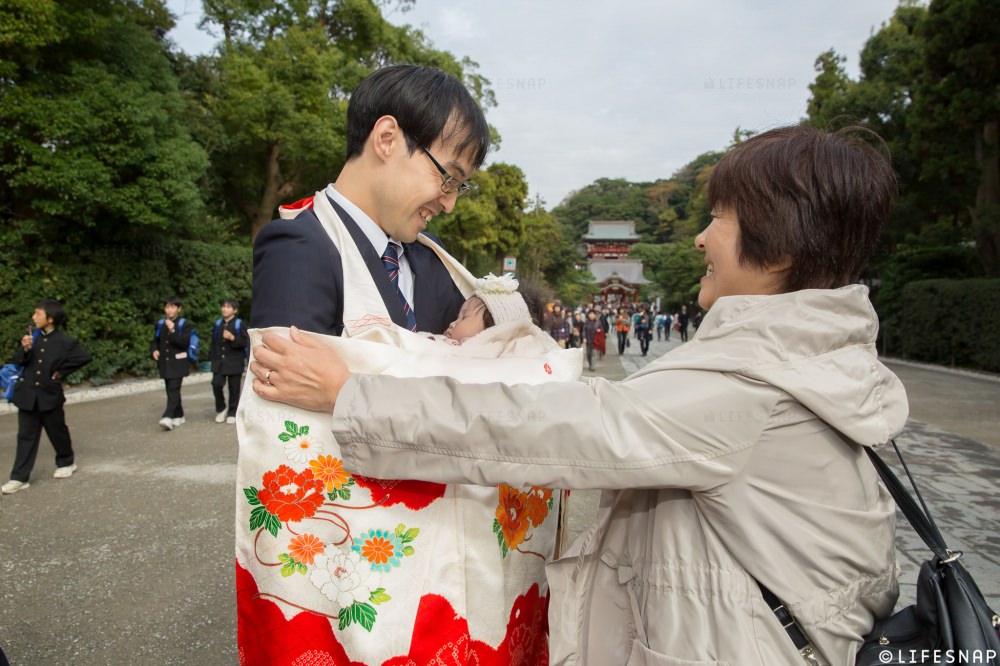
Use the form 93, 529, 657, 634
707, 124, 896, 292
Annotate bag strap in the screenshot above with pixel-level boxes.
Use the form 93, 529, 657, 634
864, 442, 950, 561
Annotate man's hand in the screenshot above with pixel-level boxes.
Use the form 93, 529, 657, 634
152, 350, 160, 361
251, 326, 351, 413
20, 335, 32, 351
165, 319, 175, 332
223, 329, 235, 341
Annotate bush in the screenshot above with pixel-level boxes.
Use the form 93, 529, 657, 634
0, 230, 252, 384
897, 279, 1000, 372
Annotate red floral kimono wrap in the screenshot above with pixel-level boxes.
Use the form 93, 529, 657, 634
235, 191, 583, 666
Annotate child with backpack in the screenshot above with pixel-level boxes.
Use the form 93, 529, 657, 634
151, 296, 197, 431
210, 298, 247, 424
2, 299, 91, 494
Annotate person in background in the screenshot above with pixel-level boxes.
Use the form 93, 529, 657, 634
2, 299, 91, 494
210, 298, 247, 424
151, 296, 193, 432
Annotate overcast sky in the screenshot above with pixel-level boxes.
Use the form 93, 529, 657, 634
166, 0, 901, 208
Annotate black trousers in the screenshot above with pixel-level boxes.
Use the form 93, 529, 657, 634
213, 373, 242, 416
640, 334, 651, 356
679, 325, 689, 343
11, 407, 74, 482
162, 377, 184, 419
617, 331, 628, 355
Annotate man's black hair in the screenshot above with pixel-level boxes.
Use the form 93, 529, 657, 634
345, 65, 491, 170
35, 299, 67, 328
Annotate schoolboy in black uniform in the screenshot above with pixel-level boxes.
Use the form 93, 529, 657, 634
210, 298, 247, 424
2, 299, 92, 494
151, 296, 193, 431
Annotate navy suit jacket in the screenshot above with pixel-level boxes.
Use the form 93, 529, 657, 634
251, 196, 465, 336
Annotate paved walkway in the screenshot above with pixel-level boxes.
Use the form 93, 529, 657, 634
0, 333, 997, 664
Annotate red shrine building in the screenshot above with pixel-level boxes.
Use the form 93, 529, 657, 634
583, 220, 650, 305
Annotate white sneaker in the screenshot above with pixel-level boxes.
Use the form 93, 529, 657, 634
158, 417, 174, 431
1, 480, 29, 494
226, 416, 236, 425
172, 417, 186, 427
215, 411, 227, 424
53, 464, 77, 479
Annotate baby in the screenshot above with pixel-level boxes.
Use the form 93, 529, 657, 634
438, 273, 532, 344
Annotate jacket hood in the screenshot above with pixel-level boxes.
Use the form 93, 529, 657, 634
637, 285, 908, 446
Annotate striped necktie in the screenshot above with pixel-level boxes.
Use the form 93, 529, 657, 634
381, 242, 417, 331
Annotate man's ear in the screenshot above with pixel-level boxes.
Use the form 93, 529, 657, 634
369, 115, 403, 164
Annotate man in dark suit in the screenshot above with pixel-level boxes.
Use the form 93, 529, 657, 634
3, 299, 91, 494
251, 64, 491, 335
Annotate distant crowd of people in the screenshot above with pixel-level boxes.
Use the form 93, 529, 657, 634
541, 301, 705, 370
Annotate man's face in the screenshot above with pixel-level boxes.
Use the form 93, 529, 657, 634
31, 308, 51, 329
379, 135, 475, 243
164, 304, 180, 319
221, 304, 237, 320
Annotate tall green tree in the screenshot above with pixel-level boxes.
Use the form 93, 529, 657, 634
191, 0, 496, 240
0, 0, 209, 243
918, 0, 1000, 273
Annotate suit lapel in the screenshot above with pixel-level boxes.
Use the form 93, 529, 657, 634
327, 197, 408, 328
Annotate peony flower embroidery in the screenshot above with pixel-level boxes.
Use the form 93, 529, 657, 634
496, 485, 531, 551
288, 533, 325, 566
352, 529, 404, 573
284, 434, 323, 464
524, 487, 553, 528
309, 455, 351, 492
257, 464, 325, 523
310, 547, 377, 608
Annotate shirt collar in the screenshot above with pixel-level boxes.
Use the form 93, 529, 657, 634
325, 184, 404, 257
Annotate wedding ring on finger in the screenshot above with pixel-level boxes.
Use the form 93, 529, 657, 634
265, 369, 273, 386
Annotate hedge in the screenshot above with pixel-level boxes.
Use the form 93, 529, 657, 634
897, 278, 1000, 372
0, 234, 252, 384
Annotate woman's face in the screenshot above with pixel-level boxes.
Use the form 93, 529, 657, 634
694, 208, 785, 310
445, 297, 488, 342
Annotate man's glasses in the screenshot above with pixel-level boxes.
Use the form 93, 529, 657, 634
421, 147, 476, 198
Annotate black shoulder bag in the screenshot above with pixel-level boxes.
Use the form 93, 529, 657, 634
760, 441, 1000, 665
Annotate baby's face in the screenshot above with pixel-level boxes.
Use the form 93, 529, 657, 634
445, 297, 488, 343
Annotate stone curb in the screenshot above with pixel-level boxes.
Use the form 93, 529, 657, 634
882, 357, 1000, 384
0, 372, 214, 415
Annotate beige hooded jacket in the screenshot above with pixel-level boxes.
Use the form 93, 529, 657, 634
331, 286, 909, 665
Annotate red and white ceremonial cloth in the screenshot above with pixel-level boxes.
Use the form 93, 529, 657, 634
235, 192, 583, 666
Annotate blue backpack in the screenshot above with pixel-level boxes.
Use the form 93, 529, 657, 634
213, 318, 249, 359
155, 317, 199, 364
1, 330, 41, 402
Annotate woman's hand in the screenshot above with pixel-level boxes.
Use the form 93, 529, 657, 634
250, 326, 351, 413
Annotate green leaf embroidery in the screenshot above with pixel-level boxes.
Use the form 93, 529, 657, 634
249, 505, 269, 531
338, 606, 351, 630
401, 527, 419, 543
402, 546, 414, 557
350, 602, 377, 632
345, 478, 355, 487
337, 486, 351, 500
299, 425, 309, 435
284, 421, 297, 437
264, 512, 282, 537
394, 523, 406, 538
297, 562, 308, 575
278, 433, 292, 443
278, 554, 297, 578
244, 487, 261, 506
369, 588, 391, 605
493, 519, 509, 558
547, 497, 554, 510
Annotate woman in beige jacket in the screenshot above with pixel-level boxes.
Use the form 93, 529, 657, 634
251, 125, 908, 666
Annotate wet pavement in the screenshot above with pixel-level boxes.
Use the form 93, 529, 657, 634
0, 333, 998, 665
